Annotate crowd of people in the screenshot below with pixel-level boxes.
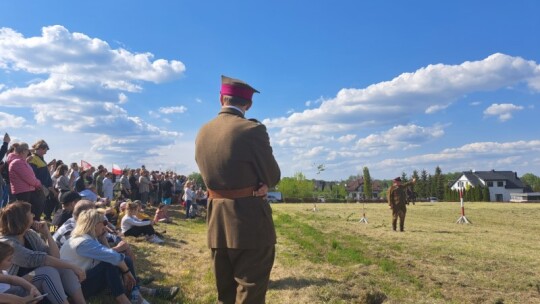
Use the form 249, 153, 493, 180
0, 133, 209, 303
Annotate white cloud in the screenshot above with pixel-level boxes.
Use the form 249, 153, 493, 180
0, 25, 186, 164
0, 112, 26, 128
265, 53, 540, 132
470, 101, 481, 106
158, 106, 187, 114
483, 103, 524, 121
196, 98, 202, 103
356, 124, 445, 150
425, 103, 450, 114
118, 93, 128, 104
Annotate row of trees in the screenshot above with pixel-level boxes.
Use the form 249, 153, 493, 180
190, 168, 540, 203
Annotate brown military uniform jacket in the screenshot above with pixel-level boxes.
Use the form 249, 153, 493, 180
387, 182, 413, 211
195, 107, 281, 249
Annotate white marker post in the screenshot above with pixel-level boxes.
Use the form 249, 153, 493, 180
456, 188, 471, 224
359, 201, 368, 224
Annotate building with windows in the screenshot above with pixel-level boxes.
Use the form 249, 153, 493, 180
345, 177, 383, 200
450, 170, 527, 202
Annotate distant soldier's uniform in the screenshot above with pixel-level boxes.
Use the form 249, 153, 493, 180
387, 177, 414, 232
195, 75, 281, 304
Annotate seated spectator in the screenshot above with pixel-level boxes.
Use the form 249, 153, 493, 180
116, 201, 150, 230
0, 242, 42, 303
121, 201, 163, 244
52, 191, 82, 228
60, 209, 147, 304
79, 184, 98, 202
154, 203, 172, 223
53, 200, 96, 248
7, 143, 46, 221
0, 201, 86, 304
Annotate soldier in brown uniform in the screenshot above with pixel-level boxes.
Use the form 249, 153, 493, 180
387, 177, 416, 232
195, 75, 281, 304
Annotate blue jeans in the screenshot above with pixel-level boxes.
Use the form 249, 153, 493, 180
82, 256, 136, 298
185, 200, 192, 218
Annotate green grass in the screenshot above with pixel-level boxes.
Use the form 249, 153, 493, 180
89, 202, 540, 303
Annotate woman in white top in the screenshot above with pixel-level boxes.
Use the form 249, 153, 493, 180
183, 181, 195, 219
121, 201, 163, 244
60, 209, 144, 304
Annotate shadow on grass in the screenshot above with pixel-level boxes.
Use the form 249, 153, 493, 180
269, 277, 338, 290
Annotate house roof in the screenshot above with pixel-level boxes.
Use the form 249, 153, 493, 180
459, 170, 526, 189
345, 178, 383, 192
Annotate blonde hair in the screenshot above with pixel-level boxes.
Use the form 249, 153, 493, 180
72, 209, 104, 239
126, 201, 140, 214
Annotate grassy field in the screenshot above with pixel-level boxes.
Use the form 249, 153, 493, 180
91, 202, 540, 304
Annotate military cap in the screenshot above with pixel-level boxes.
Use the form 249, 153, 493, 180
393, 177, 402, 182
220, 75, 259, 102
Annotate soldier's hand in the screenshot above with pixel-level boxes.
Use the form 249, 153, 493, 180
255, 183, 268, 197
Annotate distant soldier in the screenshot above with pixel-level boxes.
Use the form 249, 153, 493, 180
387, 177, 416, 232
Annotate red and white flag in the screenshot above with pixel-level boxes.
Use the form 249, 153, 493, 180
112, 164, 122, 175
81, 160, 93, 171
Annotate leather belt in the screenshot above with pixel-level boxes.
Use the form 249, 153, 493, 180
208, 186, 258, 199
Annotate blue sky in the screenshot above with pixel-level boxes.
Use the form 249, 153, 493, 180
0, 1, 539, 180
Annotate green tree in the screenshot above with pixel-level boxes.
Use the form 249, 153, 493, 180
418, 169, 429, 199
363, 167, 373, 199
434, 166, 445, 200
401, 172, 408, 182
188, 172, 205, 189
276, 172, 314, 199
521, 173, 540, 191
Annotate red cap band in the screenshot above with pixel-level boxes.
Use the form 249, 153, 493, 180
221, 84, 255, 101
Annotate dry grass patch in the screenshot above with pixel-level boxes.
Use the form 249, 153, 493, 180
89, 202, 540, 303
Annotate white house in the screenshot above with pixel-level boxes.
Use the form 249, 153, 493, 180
450, 170, 527, 202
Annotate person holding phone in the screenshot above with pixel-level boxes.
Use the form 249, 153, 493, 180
0, 201, 86, 304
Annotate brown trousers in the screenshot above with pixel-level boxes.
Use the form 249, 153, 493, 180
211, 246, 275, 304
392, 206, 407, 231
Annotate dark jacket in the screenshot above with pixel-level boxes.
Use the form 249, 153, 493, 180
28, 154, 52, 188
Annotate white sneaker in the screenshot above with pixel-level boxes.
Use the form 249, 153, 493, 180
148, 235, 164, 244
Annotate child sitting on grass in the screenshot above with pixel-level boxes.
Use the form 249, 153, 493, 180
154, 203, 172, 223
0, 242, 42, 303
121, 201, 164, 244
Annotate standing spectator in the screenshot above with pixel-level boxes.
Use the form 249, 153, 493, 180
102, 172, 114, 203
74, 170, 87, 193
53, 164, 70, 200
195, 75, 280, 303
0, 201, 86, 304
67, 163, 79, 190
7, 143, 45, 221
128, 169, 139, 201
95, 169, 105, 197
0, 133, 10, 208
183, 181, 195, 219
138, 170, 151, 206
119, 169, 131, 200
29, 140, 57, 221
160, 175, 173, 205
